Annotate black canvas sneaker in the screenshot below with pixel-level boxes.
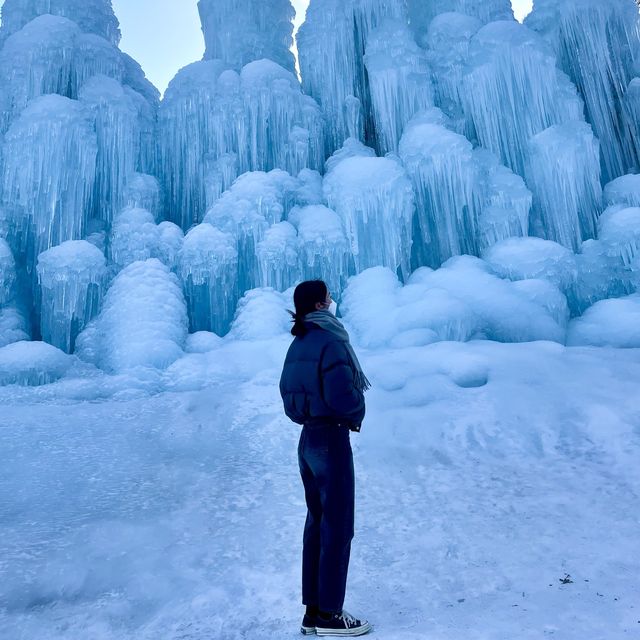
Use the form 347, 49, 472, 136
315, 610, 372, 636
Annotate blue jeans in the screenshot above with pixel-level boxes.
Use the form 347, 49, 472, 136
298, 424, 355, 613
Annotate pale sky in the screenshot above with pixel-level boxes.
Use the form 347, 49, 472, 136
0, 0, 535, 95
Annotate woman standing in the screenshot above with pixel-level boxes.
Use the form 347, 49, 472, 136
280, 280, 372, 637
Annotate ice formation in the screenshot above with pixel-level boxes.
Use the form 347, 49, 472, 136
36, 240, 106, 353
109, 207, 161, 271
159, 60, 323, 229
0, 0, 121, 46
364, 19, 433, 154
463, 21, 584, 177
425, 12, 482, 137
0, 307, 30, 349
603, 174, 640, 209
323, 155, 415, 279
1, 95, 97, 268
297, 0, 407, 152
293, 205, 351, 297
198, 0, 296, 74
256, 221, 299, 292
76, 259, 188, 372
79, 75, 156, 223
527, 0, 640, 182
525, 121, 602, 250
0, 238, 17, 306
0, 15, 126, 131
123, 174, 163, 222
178, 224, 238, 336
407, 0, 513, 45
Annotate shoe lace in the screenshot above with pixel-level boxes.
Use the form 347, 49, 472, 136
338, 610, 357, 627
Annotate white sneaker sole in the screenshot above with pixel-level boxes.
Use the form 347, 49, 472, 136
301, 625, 317, 635
316, 621, 372, 636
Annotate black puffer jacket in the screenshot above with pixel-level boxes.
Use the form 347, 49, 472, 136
279, 322, 366, 429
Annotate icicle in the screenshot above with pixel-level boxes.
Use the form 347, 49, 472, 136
123, 174, 163, 222
79, 75, 150, 225
36, 240, 106, 353
178, 224, 238, 336
525, 121, 602, 251
198, 0, 296, 74
256, 221, 300, 291
527, 0, 640, 181
297, 0, 407, 153
109, 207, 161, 271
0, 239, 17, 307
292, 204, 351, 296
463, 20, 584, 177
323, 154, 414, 279
159, 60, 323, 229
425, 12, 481, 138
365, 19, 433, 154
398, 111, 477, 269
1, 94, 97, 273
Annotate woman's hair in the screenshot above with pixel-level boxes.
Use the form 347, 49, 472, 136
290, 280, 328, 337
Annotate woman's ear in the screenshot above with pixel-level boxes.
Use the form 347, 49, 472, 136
314, 301, 324, 311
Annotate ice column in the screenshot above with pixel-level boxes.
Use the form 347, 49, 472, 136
398, 111, 477, 269
36, 240, 106, 353
198, 0, 296, 74
178, 224, 238, 336
463, 21, 584, 177
293, 204, 351, 296
527, 0, 640, 182
79, 75, 153, 224
425, 12, 481, 138
526, 122, 602, 250
365, 19, 433, 154
0, 0, 121, 46
297, 0, 407, 153
109, 207, 161, 271
0, 239, 17, 307
323, 155, 414, 279
1, 95, 97, 269
256, 221, 300, 291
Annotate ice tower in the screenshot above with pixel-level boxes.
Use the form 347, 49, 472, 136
198, 0, 296, 75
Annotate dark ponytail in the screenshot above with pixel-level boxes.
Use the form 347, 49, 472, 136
290, 280, 328, 337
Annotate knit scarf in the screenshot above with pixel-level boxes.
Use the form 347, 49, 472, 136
305, 310, 371, 393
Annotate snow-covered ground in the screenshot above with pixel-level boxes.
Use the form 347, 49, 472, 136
1, 339, 639, 639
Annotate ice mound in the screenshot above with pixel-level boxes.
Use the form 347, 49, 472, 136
603, 174, 640, 209
324, 138, 376, 174
323, 155, 415, 279
109, 207, 161, 270
483, 237, 578, 310
342, 258, 569, 349
76, 259, 188, 372
567, 295, 640, 348
37, 240, 106, 353
0, 340, 73, 386
227, 287, 292, 341
256, 221, 299, 291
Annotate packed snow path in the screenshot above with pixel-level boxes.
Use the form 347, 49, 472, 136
0, 341, 639, 639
